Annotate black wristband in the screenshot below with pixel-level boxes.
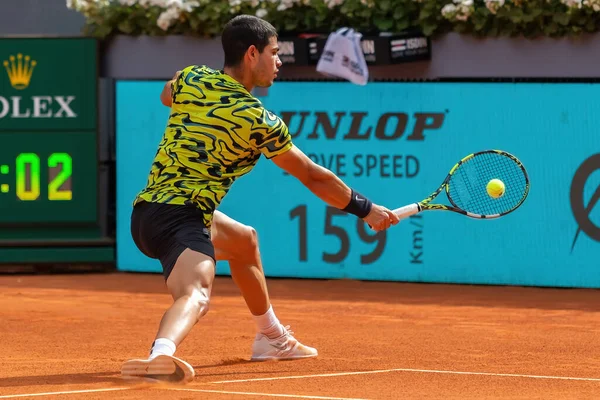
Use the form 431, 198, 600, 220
342, 188, 373, 218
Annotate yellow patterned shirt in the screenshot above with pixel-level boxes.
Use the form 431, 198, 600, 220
134, 65, 293, 227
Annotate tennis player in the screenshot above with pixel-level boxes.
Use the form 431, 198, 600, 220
121, 15, 400, 383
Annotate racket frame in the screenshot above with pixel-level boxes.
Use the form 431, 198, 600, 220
393, 150, 530, 220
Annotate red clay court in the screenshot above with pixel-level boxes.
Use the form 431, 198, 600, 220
2, 273, 600, 399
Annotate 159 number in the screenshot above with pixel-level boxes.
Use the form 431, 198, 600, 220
289, 205, 387, 264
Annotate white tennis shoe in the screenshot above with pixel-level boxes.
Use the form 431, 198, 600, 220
251, 325, 318, 361
121, 354, 195, 383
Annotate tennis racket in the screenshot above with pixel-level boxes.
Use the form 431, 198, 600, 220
393, 150, 530, 220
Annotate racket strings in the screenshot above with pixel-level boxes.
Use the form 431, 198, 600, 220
447, 152, 528, 216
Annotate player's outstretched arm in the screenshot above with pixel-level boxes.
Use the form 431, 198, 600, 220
271, 145, 400, 231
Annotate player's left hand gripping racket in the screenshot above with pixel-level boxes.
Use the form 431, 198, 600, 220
393, 150, 530, 220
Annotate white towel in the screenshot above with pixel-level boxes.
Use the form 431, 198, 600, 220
316, 27, 369, 86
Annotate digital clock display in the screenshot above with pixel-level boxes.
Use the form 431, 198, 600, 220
0, 37, 98, 228
0, 132, 97, 224
1, 153, 72, 201
0, 37, 113, 265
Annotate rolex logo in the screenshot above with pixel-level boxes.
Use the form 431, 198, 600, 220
3, 53, 37, 90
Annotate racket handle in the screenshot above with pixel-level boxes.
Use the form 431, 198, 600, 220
393, 203, 421, 220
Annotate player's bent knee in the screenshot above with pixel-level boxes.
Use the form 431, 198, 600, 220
234, 226, 259, 260
189, 292, 210, 322
246, 226, 259, 249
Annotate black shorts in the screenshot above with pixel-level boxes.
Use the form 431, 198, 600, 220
130, 201, 215, 280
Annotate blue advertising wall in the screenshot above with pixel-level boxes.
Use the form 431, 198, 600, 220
116, 81, 600, 288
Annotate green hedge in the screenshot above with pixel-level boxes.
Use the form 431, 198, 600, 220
66, 0, 600, 39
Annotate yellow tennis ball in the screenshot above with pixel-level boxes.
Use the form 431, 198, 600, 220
487, 179, 505, 198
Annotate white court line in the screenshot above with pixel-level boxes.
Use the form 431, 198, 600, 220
210, 367, 600, 384
170, 388, 368, 400
0, 388, 130, 399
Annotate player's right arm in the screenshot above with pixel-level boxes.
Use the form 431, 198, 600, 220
271, 145, 399, 231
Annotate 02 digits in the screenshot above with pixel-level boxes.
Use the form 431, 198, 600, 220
14, 153, 72, 201
289, 205, 387, 264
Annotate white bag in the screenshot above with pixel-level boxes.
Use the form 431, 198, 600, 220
316, 27, 369, 86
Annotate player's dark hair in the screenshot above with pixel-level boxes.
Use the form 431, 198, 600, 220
221, 15, 278, 67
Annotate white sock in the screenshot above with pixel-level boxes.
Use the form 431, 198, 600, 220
149, 338, 176, 360
253, 305, 285, 339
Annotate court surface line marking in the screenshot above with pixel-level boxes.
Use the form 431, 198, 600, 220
169, 388, 368, 399
209, 367, 600, 384
0, 388, 130, 399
